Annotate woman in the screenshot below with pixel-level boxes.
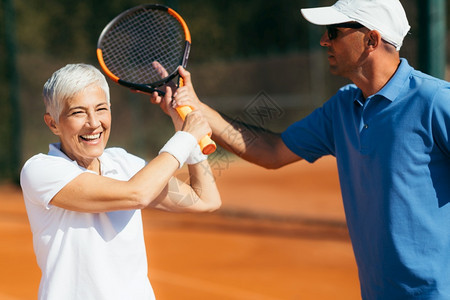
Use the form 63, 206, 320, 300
20, 63, 221, 300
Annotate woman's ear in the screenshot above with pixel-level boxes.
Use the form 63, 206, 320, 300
44, 113, 60, 135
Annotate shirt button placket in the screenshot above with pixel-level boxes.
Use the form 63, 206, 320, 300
360, 122, 370, 153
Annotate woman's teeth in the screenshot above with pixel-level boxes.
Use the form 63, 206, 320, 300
81, 133, 101, 140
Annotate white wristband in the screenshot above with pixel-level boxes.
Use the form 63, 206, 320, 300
159, 131, 198, 168
186, 144, 208, 165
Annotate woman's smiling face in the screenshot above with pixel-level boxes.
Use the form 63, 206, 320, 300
51, 84, 111, 169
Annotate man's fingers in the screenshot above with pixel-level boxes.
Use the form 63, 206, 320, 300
152, 61, 169, 78
150, 91, 161, 104
178, 66, 192, 87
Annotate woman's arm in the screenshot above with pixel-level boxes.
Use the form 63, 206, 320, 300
50, 152, 179, 212
51, 88, 221, 213
149, 160, 221, 212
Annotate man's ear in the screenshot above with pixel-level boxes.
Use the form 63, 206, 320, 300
367, 30, 381, 50
44, 113, 60, 135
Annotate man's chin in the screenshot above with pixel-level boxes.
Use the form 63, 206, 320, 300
328, 66, 339, 76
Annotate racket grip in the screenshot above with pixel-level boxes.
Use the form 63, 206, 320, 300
175, 106, 216, 155
198, 135, 217, 155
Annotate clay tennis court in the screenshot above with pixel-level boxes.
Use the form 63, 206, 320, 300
0, 156, 360, 299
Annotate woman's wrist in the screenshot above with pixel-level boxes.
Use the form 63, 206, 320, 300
159, 131, 197, 168
186, 144, 208, 165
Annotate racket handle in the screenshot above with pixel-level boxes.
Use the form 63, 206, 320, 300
176, 105, 217, 155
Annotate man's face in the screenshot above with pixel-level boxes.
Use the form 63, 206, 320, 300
51, 85, 111, 168
320, 25, 368, 78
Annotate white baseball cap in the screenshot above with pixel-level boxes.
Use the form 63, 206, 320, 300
301, 0, 410, 50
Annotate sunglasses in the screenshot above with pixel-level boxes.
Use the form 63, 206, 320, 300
326, 22, 365, 40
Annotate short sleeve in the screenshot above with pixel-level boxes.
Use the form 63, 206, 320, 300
281, 104, 336, 163
101, 148, 146, 179
432, 86, 450, 157
20, 154, 84, 209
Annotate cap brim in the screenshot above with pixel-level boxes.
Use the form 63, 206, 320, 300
301, 7, 353, 25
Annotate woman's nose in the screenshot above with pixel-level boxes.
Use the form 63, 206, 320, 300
87, 113, 101, 127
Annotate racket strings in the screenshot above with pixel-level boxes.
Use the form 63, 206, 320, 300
100, 8, 186, 85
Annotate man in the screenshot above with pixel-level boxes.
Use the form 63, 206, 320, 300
153, 0, 450, 298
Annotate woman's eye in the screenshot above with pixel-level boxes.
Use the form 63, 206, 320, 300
97, 106, 109, 112
70, 111, 85, 116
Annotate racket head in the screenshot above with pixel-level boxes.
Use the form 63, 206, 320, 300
97, 4, 191, 95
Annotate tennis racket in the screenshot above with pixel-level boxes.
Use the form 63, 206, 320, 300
96, 4, 216, 155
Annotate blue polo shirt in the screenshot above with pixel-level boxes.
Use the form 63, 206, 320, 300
282, 59, 450, 299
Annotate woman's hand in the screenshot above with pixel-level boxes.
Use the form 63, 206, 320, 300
181, 110, 211, 142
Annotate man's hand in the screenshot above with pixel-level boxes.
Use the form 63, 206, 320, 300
149, 61, 176, 115
172, 67, 203, 111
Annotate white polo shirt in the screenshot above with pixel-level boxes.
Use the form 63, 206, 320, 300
20, 143, 155, 300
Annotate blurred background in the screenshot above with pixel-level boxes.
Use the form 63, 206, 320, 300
0, 0, 448, 181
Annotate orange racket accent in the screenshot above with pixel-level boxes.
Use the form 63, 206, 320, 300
96, 49, 119, 83
176, 77, 216, 155
168, 8, 191, 43
199, 136, 217, 155
176, 105, 216, 155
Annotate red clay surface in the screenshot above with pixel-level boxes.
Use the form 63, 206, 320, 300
0, 156, 360, 299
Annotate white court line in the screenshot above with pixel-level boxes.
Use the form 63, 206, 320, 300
150, 269, 283, 300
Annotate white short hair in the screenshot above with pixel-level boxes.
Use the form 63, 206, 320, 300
43, 63, 110, 122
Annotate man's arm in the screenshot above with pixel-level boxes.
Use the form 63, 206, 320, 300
200, 103, 301, 169
169, 67, 302, 169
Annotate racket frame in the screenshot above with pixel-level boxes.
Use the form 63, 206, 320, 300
96, 4, 191, 95
97, 4, 217, 154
